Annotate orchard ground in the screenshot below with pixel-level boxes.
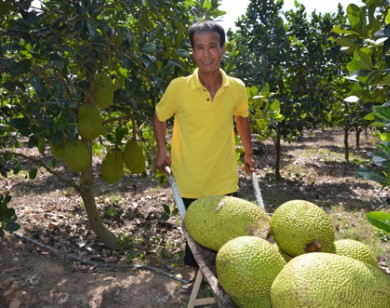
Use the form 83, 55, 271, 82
1, 128, 389, 308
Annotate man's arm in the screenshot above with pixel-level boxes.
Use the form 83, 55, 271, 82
235, 115, 255, 173
153, 113, 171, 172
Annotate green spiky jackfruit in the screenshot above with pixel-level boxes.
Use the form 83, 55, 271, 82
63, 140, 91, 173
101, 149, 123, 184
93, 73, 114, 108
270, 200, 335, 257
49, 138, 67, 160
334, 239, 378, 267
271, 253, 390, 308
78, 104, 104, 140
184, 195, 270, 251
217, 236, 286, 308
123, 140, 145, 174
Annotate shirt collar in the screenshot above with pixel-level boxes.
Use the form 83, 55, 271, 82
191, 68, 230, 90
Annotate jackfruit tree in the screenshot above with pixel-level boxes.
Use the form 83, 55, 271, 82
0, 0, 225, 249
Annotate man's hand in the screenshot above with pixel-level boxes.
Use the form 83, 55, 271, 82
153, 113, 171, 173
242, 153, 255, 174
154, 151, 171, 173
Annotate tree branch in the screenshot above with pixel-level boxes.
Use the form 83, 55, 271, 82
7, 151, 80, 191
12, 231, 189, 285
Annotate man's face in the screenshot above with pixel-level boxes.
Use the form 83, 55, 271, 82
191, 31, 225, 75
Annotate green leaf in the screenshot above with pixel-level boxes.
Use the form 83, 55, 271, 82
29, 168, 38, 179
162, 204, 170, 214
30, 76, 48, 97
334, 37, 359, 48
86, 20, 98, 38
9, 59, 31, 76
357, 167, 387, 185
142, 42, 156, 53
366, 211, 390, 233
386, 9, 390, 25
161, 213, 170, 221
331, 25, 360, 36
347, 4, 366, 34
373, 106, 390, 121
379, 132, 390, 142
9, 118, 31, 136
202, 0, 211, 10
7, 222, 20, 232
49, 54, 65, 70
37, 137, 46, 154
354, 49, 374, 71
363, 113, 375, 121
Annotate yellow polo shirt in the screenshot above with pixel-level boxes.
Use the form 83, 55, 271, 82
155, 68, 248, 198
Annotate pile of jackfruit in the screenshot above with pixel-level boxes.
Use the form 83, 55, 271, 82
184, 196, 390, 308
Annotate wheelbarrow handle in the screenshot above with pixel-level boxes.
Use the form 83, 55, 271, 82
251, 171, 266, 210
164, 165, 186, 220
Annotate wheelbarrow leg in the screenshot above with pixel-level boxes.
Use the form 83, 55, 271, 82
188, 269, 216, 307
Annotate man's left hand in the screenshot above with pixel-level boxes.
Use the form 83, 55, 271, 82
242, 154, 255, 174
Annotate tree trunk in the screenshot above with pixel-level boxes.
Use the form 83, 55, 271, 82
355, 124, 361, 150
80, 139, 119, 250
275, 128, 282, 181
344, 125, 349, 162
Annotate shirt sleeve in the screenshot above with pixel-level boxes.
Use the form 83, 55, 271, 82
155, 79, 180, 122
233, 80, 249, 117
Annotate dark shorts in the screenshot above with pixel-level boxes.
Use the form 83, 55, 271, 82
182, 192, 238, 267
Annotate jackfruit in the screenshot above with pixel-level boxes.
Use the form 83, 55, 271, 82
334, 239, 378, 267
270, 200, 335, 256
101, 148, 123, 184
78, 104, 104, 139
123, 140, 145, 174
63, 140, 91, 173
271, 252, 390, 308
273, 243, 294, 262
50, 138, 67, 160
93, 72, 114, 108
184, 195, 270, 251
216, 236, 286, 308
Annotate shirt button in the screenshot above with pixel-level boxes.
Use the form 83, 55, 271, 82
206, 98, 210, 101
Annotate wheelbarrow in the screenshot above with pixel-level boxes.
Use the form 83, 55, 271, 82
165, 166, 265, 307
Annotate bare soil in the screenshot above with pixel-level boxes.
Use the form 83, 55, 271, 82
1, 128, 389, 308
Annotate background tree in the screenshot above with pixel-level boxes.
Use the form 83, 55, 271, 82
228, 0, 348, 179
332, 0, 390, 186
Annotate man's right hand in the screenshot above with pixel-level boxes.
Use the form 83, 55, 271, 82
153, 113, 171, 173
154, 151, 171, 173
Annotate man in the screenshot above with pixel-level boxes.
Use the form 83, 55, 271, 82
153, 20, 255, 268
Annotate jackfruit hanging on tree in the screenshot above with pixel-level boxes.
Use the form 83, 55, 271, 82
123, 140, 146, 174
49, 137, 67, 160
78, 104, 104, 139
92, 72, 115, 108
63, 140, 91, 173
101, 148, 124, 184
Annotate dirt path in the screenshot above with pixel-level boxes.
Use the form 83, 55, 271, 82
1, 238, 186, 307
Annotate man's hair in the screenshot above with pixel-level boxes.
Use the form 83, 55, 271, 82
188, 20, 226, 48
